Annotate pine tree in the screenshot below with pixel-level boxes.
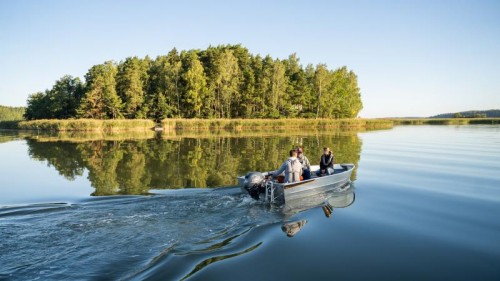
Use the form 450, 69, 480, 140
314, 64, 330, 118
143, 56, 175, 121
166, 48, 182, 116
284, 54, 307, 117
228, 44, 254, 117
302, 64, 316, 117
116, 57, 149, 118
270, 60, 288, 118
183, 52, 207, 118
215, 49, 240, 118
256, 55, 274, 117
78, 61, 123, 119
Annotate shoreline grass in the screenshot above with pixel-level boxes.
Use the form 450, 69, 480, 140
13, 119, 155, 132
161, 118, 394, 131
1, 118, 499, 132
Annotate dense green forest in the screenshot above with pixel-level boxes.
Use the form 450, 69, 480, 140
431, 109, 500, 118
24, 45, 363, 121
0, 105, 25, 121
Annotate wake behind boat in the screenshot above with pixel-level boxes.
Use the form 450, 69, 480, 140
237, 164, 355, 203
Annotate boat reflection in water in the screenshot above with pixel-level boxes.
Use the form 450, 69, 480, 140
280, 183, 355, 237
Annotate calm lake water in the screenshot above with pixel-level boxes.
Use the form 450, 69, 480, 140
1, 125, 499, 280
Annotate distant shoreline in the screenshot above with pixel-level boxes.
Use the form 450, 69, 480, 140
0, 118, 498, 132
388, 118, 500, 125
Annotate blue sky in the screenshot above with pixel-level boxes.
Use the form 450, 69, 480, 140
1, 0, 499, 117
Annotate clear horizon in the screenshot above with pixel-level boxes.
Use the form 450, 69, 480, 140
1, 0, 499, 117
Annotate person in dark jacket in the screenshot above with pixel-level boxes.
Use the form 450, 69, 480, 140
318, 147, 334, 176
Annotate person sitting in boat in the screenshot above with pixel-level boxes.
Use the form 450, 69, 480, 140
317, 147, 334, 176
296, 146, 311, 180
271, 149, 302, 183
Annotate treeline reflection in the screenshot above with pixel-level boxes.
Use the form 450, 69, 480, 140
26, 132, 362, 196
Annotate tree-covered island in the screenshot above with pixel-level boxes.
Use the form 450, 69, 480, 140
24, 44, 363, 121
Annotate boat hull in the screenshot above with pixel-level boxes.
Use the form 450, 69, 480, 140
282, 184, 355, 216
238, 164, 355, 203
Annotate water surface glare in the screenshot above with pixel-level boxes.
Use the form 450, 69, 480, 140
0, 125, 499, 280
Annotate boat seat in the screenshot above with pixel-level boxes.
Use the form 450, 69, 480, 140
310, 168, 345, 178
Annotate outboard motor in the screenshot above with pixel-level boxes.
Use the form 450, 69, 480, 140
243, 172, 266, 200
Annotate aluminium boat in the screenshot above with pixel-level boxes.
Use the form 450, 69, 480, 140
237, 164, 355, 203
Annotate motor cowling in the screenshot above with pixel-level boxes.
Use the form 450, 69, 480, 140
243, 172, 265, 200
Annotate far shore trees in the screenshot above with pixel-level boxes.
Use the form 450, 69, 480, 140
0, 105, 25, 121
24, 44, 363, 121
